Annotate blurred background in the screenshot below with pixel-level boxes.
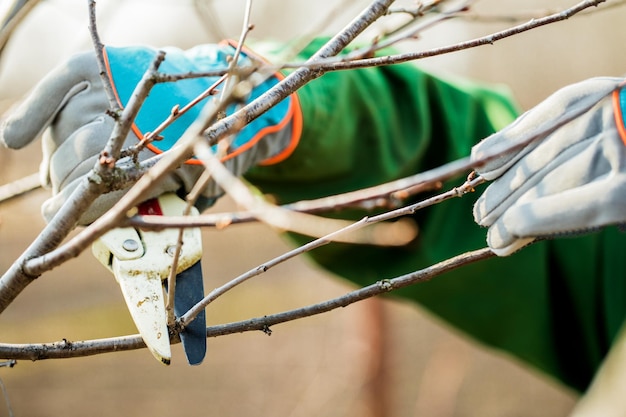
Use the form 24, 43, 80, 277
1, 0, 625, 416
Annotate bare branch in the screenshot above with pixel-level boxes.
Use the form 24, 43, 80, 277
127, 74, 228, 159
0, 47, 168, 312
0, 247, 493, 361
193, 139, 418, 245
280, 0, 608, 71
12, 0, 396, 281
374, 0, 473, 51
87, 0, 118, 111
181, 175, 480, 325
9, 63, 608, 309
124, 179, 442, 230
0, 172, 39, 203
1, 0, 615, 364
462, 0, 625, 23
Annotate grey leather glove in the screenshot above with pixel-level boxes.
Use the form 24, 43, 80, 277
472, 77, 626, 255
0, 42, 301, 224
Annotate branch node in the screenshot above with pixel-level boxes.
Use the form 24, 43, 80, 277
98, 151, 116, 168
105, 108, 121, 121
61, 338, 73, 350
261, 324, 273, 336
378, 279, 393, 292
87, 171, 103, 186
0, 360, 16, 368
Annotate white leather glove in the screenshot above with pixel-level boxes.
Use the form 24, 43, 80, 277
472, 77, 626, 255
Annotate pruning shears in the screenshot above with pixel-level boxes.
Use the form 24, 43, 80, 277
92, 193, 207, 365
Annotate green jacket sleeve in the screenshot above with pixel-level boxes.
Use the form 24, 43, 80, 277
246, 39, 626, 392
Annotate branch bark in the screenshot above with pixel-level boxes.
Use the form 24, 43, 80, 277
7, 0, 396, 281
279, 0, 607, 71
0, 0, 617, 361
0, 247, 494, 361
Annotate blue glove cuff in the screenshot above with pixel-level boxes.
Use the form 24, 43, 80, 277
103, 41, 300, 165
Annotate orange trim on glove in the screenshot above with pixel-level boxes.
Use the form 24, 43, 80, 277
102, 43, 302, 166
101, 47, 149, 156
613, 89, 626, 146
258, 86, 303, 166
220, 40, 302, 166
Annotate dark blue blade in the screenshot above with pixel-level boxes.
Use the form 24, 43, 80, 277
166, 261, 207, 365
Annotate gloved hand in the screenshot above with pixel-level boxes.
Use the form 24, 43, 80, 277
472, 77, 626, 256
0, 41, 301, 224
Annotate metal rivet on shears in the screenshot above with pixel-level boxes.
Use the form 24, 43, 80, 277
122, 239, 140, 252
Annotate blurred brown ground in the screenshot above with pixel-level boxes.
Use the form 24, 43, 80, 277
1, 1, 626, 416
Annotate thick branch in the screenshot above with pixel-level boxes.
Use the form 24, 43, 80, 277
0, 49, 167, 312
16, 0, 396, 279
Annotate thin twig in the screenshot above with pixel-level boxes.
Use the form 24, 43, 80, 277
0, 247, 494, 361
279, 0, 608, 71
386, 0, 446, 18
462, 0, 625, 23
87, 0, 118, 111
371, 0, 472, 52
14, 0, 396, 281
165, 144, 228, 325
0, 0, 605, 359
0, 361, 15, 417
0, 172, 40, 203
125, 179, 443, 229
223, 0, 254, 93
127, 74, 228, 159
0, 49, 168, 312
181, 175, 480, 324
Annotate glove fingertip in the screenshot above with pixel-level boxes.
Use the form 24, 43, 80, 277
485, 219, 535, 256
472, 196, 487, 225
0, 118, 29, 149
472, 192, 501, 227
470, 143, 503, 180
489, 239, 534, 257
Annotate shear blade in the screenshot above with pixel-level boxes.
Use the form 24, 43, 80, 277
115, 270, 172, 365
166, 261, 207, 365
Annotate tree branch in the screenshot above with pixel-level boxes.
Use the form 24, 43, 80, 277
280, 0, 607, 71
12, 0, 396, 280
0, 172, 39, 203
0, 41, 168, 312
0, 247, 493, 361
180, 174, 481, 325
0, 0, 616, 363
87, 0, 118, 112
